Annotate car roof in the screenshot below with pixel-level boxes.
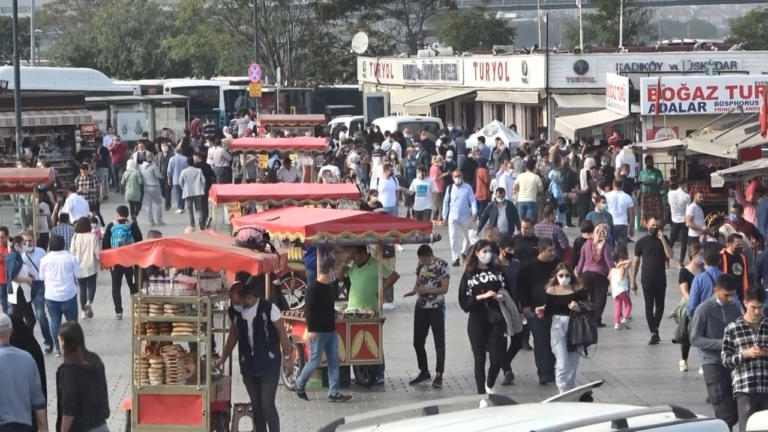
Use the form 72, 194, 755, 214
344, 402, 720, 432
373, 116, 442, 122
329, 115, 363, 123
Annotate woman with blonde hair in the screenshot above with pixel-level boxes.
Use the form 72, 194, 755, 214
70, 218, 100, 319
574, 223, 614, 327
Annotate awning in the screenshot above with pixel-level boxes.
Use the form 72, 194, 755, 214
552, 94, 605, 109
209, 183, 361, 205
555, 109, 628, 139
475, 90, 539, 104
631, 138, 684, 153
684, 135, 738, 160
388, 88, 442, 115
405, 88, 476, 108
0, 109, 91, 128
258, 114, 325, 128
229, 136, 328, 153
714, 158, 768, 181
710, 122, 768, 152
0, 168, 54, 193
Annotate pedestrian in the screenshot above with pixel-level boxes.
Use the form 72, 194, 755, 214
443, 170, 478, 267
6, 236, 32, 317
458, 239, 508, 400
535, 263, 588, 393
294, 258, 352, 403
209, 138, 233, 183
139, 152, 165, 226
376, 163, 400, 216
497, 236, 523, 385
533, 205, 570, 261
519, 238, 560, 384
0, 226, 8, 313
638, 155, 665, 227
121, 159, 144, 220
675, 243, 703, 371
575, 223, 614, 327
720, 233, 750, 304
19, 231, 53, 354
605, 178, 635, 245
408, 165, 435, 221
512, 217, 539, 265
167, 145, 189, 214
430, 155, 445, 223
36, 188, 52, 251
74, 163, 103, 228
217, 279, 294, 432
179, 156, 207, 231
477, 187, 521, 237
0, 312, 48, 432
95, 139, 111, 201
722, 286, 768, 432
585, 195, 614, 235
39, 234, 81, 357
69, 218, 100, 320
50, 213, 75, 251
406, 245, 449, 389
102, 205, 143, 320
108, 135, 128, 194
608, 245, 632, 330
514, 159, 544, 221
631, 217, 673, 344
474, 156, 491, 218
668, 180, 691, 268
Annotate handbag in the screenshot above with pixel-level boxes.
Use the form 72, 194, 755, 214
567, 312, 598, 356
672, 313, 690, 344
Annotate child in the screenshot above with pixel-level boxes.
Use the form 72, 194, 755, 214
90, 216, 103, 241
608, 245, 632, 330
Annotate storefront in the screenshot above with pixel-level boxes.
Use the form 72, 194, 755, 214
84, 94, 190, 144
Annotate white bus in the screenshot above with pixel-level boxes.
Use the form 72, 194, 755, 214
163, 79, 227, 126
0, 66, 139, 95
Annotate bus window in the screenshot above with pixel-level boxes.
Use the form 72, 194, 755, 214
166, 86, 219, 122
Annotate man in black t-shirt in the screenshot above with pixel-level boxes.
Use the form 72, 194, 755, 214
631, 217, 673, 344
512, 218, 539, 265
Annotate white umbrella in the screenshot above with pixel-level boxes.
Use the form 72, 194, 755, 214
467, 120, 522, 149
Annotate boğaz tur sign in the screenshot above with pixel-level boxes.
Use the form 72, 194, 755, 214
640, 76, 768, 116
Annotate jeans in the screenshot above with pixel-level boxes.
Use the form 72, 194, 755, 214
46, 295, 78, 350
143, 185, 164, 223
111, 265, 136, 314
172, 184, 184, 210
0, 283, 6, 313
78, 274, 97, 308
518, 201, 538, 221
161, 181, 171, 210
702, 363, 738, 430
413, 209, 432, 221
295, 331, 341, 395
476, 200, 489, 220
669, 222, 688, 263
112, 163, 126, 193
448, 218, 472, 261
467, 312, 505, 394
214, 166, 232, 184
243, 369, 280, 432
582, 271, 608, 325
526, 312, 555, 380
737, 392, 768, 432
613, 225, 629, 245
642, 278, 666, 334
551, 314, 580, 393
128, 200, 142, 220
96, 167, 110, 198
0, 423, 33, 432
413, 307, 445, 374
31, 282, 53, 347
186, 195, 208, 229
36, 233, 49, 251
382, 206, 398, 217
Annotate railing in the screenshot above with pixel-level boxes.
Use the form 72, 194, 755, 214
457, 0, 766, 10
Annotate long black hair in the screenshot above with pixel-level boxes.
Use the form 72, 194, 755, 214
465, 239, 498, 273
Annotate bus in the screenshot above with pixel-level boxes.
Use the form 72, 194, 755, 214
0, 66, 139, 95
163, 79, 227, 126
114, 79, 165, 96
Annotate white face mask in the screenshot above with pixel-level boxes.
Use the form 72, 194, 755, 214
479, 251, 493, 264
24, 245, 34, 253
417, 173, 425, 179
453, 178, 462, 185
557, 275, 571, 286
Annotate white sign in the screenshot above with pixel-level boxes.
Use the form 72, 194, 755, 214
605, 73, 630, 115
116, 111, 149, 141
640, 75, 768, 116
357, 57, 461, 86
462, 55, 546, 89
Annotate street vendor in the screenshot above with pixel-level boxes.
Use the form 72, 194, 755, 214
338, 245, 400, 313
638, 155, 665, 227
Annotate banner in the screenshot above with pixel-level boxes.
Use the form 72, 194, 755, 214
605, 73, 630, 115
640, 76, 768, 116
645, 126, 679, 141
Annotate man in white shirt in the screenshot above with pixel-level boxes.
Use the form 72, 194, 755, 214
276, 157, 300, 183
39, 234, 81, 356
317, 158, 341, 183
376, 164, 400, 216
497, 160, 516, 202
686, 191, 707, 247
605, 178, 635, 244
615, 143, 637, 179
408, 166, 435, 221
20, 230, 54, 352
59, 185, 91, 223
668, 180, 691, 267
102, 126, 115, 148
442, 170, 478, 266
513, 159, 543, 221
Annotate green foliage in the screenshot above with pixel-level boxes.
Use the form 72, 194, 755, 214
727, 8, 768, 50
566, 0, 655, 48
0, 16, 30, 63
435, 6, 516, 52
657, 18, 720, 40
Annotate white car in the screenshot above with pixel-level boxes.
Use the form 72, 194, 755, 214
371, 115, 443, 137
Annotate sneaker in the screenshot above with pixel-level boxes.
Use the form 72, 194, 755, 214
452, 259, 460, 267
485, 384, 495, 395
431, 375, 443, 389
43, 344, 53, 354
614, 323, 621, 330
328, 393, 352, 403
648, 332, 660, 345
296, 390, 309, 401
115, 313, 123, 320
382, 302, 397, 310
81, 311, 89, 320
375, 375, 386, 385
479, 398, 489, 408
157, 220, 166, 226
521, 341, 533, 351
409, 371, 431, 386
501, 370, 515, 386
55, 350, 62, 357
86, 304, 94, 319
699, 366, 704, 375
149, 220, 156, 226
679, 359, 688, 372
175, 209, 184, 214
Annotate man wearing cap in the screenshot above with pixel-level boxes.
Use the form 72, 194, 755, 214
0, 312, 48, 432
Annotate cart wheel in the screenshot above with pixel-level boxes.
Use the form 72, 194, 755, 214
280, 274, 307, 310
280, 342, 305, 390
353, 365, 377, 388
213, 410, 229, 432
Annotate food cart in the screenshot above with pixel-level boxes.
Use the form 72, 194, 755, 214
229, 136, 329, 183
0, 168, 54, 237
231, 207, 439, 387
257, 114, 326, 138
100, 231, 285, 432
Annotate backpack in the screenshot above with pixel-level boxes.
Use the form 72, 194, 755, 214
110, 223, 135, 248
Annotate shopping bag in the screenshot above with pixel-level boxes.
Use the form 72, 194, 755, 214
567, 312, 598, 356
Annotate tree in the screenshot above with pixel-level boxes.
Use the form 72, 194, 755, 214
656, 18, 719, 40
727, 7, 768, 50
566, 0, 654, 48
435, 6, 515, 52
0, 16, 30, 63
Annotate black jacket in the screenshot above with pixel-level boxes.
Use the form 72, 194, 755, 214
477, 200, 521, 234
194, 161, 216, 195
56, 352, 110, 432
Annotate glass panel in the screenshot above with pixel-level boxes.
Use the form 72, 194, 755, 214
154, 105, 187, 140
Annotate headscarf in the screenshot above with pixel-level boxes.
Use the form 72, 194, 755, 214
592, 223, 610, 261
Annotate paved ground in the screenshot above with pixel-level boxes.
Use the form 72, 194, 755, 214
28, 196, 714, 431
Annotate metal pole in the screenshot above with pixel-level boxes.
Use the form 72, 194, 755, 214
536, 0, 542, 49
29, 0, 34, 65
12, 0, 23, 161
546, 13, 554, 143
577, 0, 583, 52
618, 0, 624, 50
252, 0, 260, 116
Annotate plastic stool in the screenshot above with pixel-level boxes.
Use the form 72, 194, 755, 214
231, 403, 254, 432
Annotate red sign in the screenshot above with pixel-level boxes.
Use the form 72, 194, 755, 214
645, 126, 679, 141
80, 123, 98, 134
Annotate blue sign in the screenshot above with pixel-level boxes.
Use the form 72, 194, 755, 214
248, 63, 262, 83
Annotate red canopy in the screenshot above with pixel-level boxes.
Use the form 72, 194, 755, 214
232, 207, 434, 243
230, 137, 328, 152
209, 183, 360, 205
0, 168, 53, 193
258, 114, 325, 128
99, 231, 286, 275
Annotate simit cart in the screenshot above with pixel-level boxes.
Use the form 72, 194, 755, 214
231, 207, 440, 387
0, 167, 54, 239
100, 231, 286, 432
229, 136, 329, 183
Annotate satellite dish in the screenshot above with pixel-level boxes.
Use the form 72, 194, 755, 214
351, 32, 369, 54
432, 42, 441, 50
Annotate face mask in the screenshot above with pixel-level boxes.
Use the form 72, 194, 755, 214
599, 203, 607, 211
601, 161, 608, 166
715, 297, 732, 306
24, 245, 33, 253
557, 275, 571, 286
729, 214, 738, 222
232, 305, 244, 313
495, 197, 505, 203
453, 178, 462, 185
446, 157, 453, 162
695, 256, 704, 266
374, 144, 380, 150
417, 173, 425, 179
479, 251, 493, 264
648, 228, 659, 237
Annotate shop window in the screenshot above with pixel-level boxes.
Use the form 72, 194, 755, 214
493, 104, 505, 123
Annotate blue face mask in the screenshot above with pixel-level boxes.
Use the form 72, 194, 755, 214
729, 213, 738, 222
233, 305, 244, 313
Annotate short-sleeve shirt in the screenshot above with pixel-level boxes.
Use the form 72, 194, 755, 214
347, 255, 392, 311
409, 177, 435, 212
639, 168, 663, 195
415, 257, 449, 309
515, 171, 542, 202
686, 202, 706, 237
605, 190, 634, 226
668, 188, 691, 224
238, 300, 281, 349
634, 234, 670, 281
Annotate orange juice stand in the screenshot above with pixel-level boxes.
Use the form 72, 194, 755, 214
231, 207, 440, 387
101, 231, 286, 432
